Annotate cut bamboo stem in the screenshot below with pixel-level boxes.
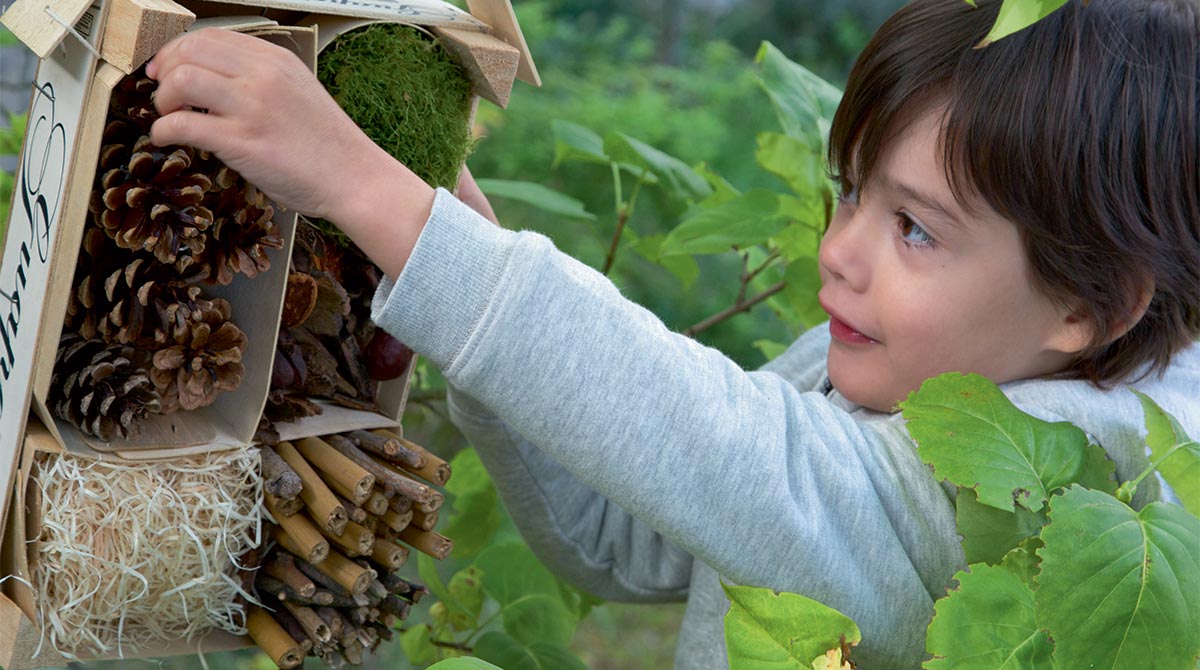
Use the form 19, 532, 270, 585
398, 526, 453, 560
294, 436, 376, 500
309, 549, 376, 595
374, 429, 451, 485
324, 519, 375, 557
325, 434, 435, 503
380, 507, 414, 534
336, 494, 368, 524
248, 607, 305, 669
411, 508, 438, 531
275, 441, 349, 535
416, 490, 444, 514
282, 600, 332, 644
270, 510, 330, 565
370, 538, 410, 571
365, 490, 390, 517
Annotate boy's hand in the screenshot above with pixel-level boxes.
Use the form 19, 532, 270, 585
147, 29, 387, 222
146, 28, 434, 279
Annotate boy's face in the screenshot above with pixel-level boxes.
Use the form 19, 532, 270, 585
817, 111, 1086, 412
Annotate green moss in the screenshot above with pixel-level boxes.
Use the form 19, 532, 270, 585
318, 23, 475, 191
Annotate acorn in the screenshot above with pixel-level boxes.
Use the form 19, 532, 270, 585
364, 329, 413, 381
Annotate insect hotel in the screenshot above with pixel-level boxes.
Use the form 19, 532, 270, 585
0, 0, 538, 666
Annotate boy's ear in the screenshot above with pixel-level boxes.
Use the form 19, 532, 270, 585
1048, 282, 1154, 354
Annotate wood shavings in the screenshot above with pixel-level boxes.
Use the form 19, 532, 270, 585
30, 448, 263, 659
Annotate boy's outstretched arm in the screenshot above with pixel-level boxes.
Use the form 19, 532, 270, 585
147, 29, 430, 279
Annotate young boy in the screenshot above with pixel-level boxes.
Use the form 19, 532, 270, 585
145, 0, 1198, 665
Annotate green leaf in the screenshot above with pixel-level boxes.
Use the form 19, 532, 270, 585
443, 449, 504, 559
721, 582, 861, 670
694, 162, 742, 208
1076, 442, 1119, 496
756, 132, 825, 198
400, 624, 437, 666
1133, 390, 1200, 516
1037, 486, 1200, 667
999, 536, 1043, 591
925, 564, 1053, 669
955, 487, 1047, 565
603, 132, 712, 202
754, 339, 791, 362
630, 234, 700, 289
754, 42, 843, 145
661, 189, 786, 255
427, 658, 505, 670
774, 257, 825, 328
475, 542, 561, 606
769, 218, 823, 263
473, 631, 587, 670
900, 372, 1093, 512
448, 566, 485, 621
475, 178, 596, 221
979, 0, 1070, 47
501, 593, 575, 646
551, 119, 609, 166
419, 553, 453, 604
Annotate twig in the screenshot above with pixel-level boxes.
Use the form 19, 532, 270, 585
683, 280, 787, 337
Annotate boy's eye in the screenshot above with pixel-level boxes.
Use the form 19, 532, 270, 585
897, 211, 935, 248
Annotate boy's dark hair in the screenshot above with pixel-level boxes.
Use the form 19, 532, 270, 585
828, 0, 1199, 386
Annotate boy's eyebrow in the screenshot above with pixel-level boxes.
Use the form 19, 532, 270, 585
882, 176, 968, 230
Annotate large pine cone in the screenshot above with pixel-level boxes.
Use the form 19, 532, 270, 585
194, 183, 283, 285
65, 227, 136, 339
50, 334, 162, 441
91, 133, 214, 269
150, 299, 247, 413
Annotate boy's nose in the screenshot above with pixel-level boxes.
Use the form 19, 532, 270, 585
818, 211, 872, 292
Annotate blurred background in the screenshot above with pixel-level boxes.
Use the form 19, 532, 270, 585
0, 0, 899, 667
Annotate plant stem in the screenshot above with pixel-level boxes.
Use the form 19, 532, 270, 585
683, 280, 786, 337
1124, 440, 1198, 497
602, 169, 647, 276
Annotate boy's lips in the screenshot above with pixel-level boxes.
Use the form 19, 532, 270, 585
819, 298, 880, 345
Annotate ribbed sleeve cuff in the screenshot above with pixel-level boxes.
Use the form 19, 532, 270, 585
371, 187, 515, 372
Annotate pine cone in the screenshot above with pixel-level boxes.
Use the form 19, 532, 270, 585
50, 334, 162, 441
195, 183, 283, 285
150, 299, 247, 413
64, 227, 135, 339
92, 134, 214, 269
109, 73, 159, 132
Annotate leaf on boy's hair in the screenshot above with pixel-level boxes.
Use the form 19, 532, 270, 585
721, 582, 860, 670
954, 487, 1046, 565
925, 563, 1052, 670
1036, 486, 1200, 667
977, 0, 1070, 48
900, 372, 1092, 513
1132, 389, 1200, 516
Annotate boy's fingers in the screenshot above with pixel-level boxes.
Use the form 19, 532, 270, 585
152, 64, 236, 116
148, 29, 267, 80
149, 109, 235, 155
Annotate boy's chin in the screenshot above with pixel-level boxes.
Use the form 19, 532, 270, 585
826, 365, 906, 413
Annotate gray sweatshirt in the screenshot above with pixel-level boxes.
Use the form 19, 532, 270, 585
372, 189, 1199, 668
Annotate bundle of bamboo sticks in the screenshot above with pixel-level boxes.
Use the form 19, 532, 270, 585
246, 428, 453, 668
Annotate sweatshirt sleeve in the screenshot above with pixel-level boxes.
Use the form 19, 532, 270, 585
373, 189, 964, 666
446, 384, 695, 602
